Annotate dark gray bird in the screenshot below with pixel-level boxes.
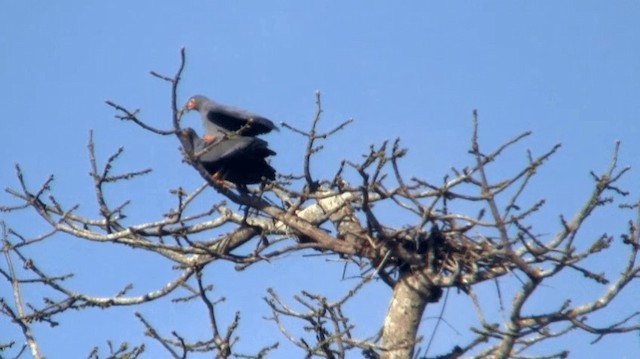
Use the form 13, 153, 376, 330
185, 95, 278, 141
178, 128, 276, 185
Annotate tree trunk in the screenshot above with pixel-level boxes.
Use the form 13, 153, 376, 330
381, 270, 432, 359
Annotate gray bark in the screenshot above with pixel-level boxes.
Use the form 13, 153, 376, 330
381, 271, 431, 359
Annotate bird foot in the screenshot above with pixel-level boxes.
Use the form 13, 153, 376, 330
211, 172, 227, 187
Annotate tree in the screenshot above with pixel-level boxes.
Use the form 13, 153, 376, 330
2, 50, 639, 359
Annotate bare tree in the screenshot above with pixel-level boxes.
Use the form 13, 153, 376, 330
2, 50, 639, 359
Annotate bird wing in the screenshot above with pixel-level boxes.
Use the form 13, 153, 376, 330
205, 102, 278, 136
196, 137, 253, 163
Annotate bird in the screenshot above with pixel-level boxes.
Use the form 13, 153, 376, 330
184, 95, 278, 141
178, 128, 276, 186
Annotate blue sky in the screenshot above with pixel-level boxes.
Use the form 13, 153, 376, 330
1, 1, 639, 358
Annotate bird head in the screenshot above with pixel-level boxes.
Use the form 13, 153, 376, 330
178, 128, 200, 154
180, 128, 197, 138
184, 95, 209, 111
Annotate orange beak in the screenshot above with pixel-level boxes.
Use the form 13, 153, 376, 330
186, 98, 196, 110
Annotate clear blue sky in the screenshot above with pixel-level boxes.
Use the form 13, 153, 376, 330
1, 1, 639, 358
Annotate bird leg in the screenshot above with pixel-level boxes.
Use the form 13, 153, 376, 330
211, 171, 227, 187
203, 134, 216, 143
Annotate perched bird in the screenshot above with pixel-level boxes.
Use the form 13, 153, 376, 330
185, 95, 278, 141
178, 128, 276, 186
